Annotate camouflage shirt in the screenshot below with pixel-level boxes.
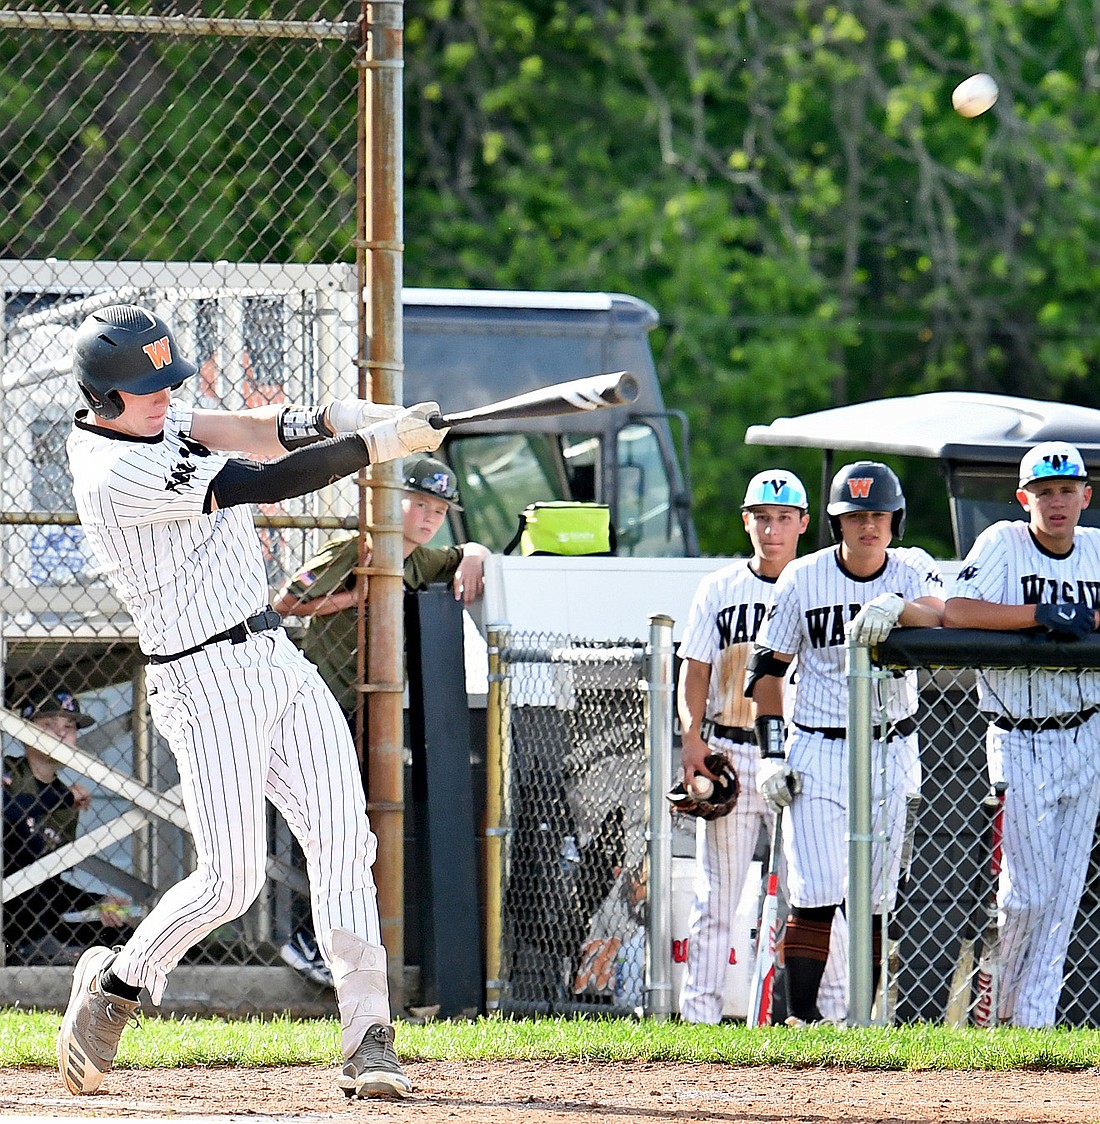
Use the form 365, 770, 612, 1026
286, 531, 462, 716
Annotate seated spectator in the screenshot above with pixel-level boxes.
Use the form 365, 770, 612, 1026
3, 684, 136, 965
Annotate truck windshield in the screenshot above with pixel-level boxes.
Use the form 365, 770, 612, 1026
444, 425, 684, 556
445, 433, 572, 551
616, 422, 685, 557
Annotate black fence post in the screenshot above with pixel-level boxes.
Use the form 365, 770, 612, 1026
404, 587, 485, 1017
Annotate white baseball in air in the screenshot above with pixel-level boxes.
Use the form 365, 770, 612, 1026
952, 73, 998, 118
692, 775, 714, 799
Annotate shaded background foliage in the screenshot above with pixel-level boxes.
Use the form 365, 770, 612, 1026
5, 1, 1100, 556
404, 0, 1100, 557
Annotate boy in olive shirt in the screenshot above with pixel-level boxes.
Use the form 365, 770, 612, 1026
273, 456, 489, 984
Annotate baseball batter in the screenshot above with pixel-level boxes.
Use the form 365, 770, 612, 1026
748, 461, 944, 1025
945, 440, 1100, 1027
56, 305, 444, 1100
676, 470, 847, 1025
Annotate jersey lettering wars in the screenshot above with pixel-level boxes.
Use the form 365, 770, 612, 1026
948, 520, 1100, 718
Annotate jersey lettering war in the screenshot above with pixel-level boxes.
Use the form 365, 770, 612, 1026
760, 545, 943, 728
715, 601, 768, 650
803, 603, 863, 648
679, 559, 778, 730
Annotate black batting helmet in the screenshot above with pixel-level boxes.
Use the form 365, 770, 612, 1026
403, 455, 463, 510
72, 305, 197, 420
826, 461, 906, 542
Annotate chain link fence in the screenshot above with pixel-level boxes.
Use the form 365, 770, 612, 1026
491, 631, 652, 1016
0, 4, 366, 1011
489, 625, 1100, 1029
867, 630, 1100, 1028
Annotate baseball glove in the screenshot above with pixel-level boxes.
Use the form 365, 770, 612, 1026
667, 754, 739, 821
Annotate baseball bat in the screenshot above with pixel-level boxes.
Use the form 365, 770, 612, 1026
972, 780, 1008, 1028
747, 810, 784, 1027
882, 791, 923, 1023
429, 370, 639, 429
944, 781, 1005, 1026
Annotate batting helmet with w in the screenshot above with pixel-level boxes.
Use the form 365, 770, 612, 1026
72, 305, 197, 420
826, 461, 905, 541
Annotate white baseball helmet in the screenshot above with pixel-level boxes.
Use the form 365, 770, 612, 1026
741, 469, 809, 511
1018, 441, 1088, 489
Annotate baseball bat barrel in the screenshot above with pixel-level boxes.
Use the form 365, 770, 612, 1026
429, 370, 640, 429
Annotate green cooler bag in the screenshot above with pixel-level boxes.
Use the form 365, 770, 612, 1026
504, 501, 615, 557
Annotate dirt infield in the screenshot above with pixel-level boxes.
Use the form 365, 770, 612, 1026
2, 1062, 1099, 1122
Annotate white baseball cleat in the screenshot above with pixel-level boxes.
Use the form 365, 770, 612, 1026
338, 1023, 412, 1099
57, 946, 140, 1095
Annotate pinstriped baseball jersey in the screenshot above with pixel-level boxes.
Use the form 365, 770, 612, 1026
67, 402, 270, 656
758, 545, 943, 727
678, 560, 777, 729
947, 520, 1100, 719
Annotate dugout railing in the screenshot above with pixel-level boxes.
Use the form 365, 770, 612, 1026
849, 627, 1100, 1028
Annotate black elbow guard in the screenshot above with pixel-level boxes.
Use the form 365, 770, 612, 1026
755, 715, 786, 759
744, 645, 792, 698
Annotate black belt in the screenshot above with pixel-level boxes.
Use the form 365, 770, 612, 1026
989, 706, 1100, 733
794, 716, 917, 741
703, 720, 754, 745
148, 609, 283, 665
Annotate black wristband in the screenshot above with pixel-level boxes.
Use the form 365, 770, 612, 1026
277, 404, 333, 450
754, 715, 786, 759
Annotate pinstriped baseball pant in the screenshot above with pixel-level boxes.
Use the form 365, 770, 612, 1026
679, 739, 849, 1023
784, 729, 920, 911
987, 716, 1100, 1027
111, 630, 384, 1014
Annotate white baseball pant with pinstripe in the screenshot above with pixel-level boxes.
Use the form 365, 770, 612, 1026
986, 718, 1100, 1027
680, 738, 849, 1023
784, 728, 921, 913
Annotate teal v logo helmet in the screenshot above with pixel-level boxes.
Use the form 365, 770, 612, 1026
1018, 441, 1088, 489
741, 470, 809, 512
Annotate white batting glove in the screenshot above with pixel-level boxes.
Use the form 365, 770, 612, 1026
359, 401, 447, 463
325, 397, 404, 433
756, 757, 801, 812
846, 593, 904, 645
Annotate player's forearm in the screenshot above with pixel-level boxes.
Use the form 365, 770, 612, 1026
677, 661, 714, 781
192, 402, 362, 460
676, 659, 710, 736
209, 435, 370, 510
190, 405, 288, 459
898, 596, 945, 628
750, 675, 786, 719
944, 596, 1040, 630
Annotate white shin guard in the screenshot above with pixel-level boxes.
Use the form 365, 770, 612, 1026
329, 928, 392, 1059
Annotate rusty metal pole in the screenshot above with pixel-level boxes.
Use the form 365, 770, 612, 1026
357, 0, 405, 1011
